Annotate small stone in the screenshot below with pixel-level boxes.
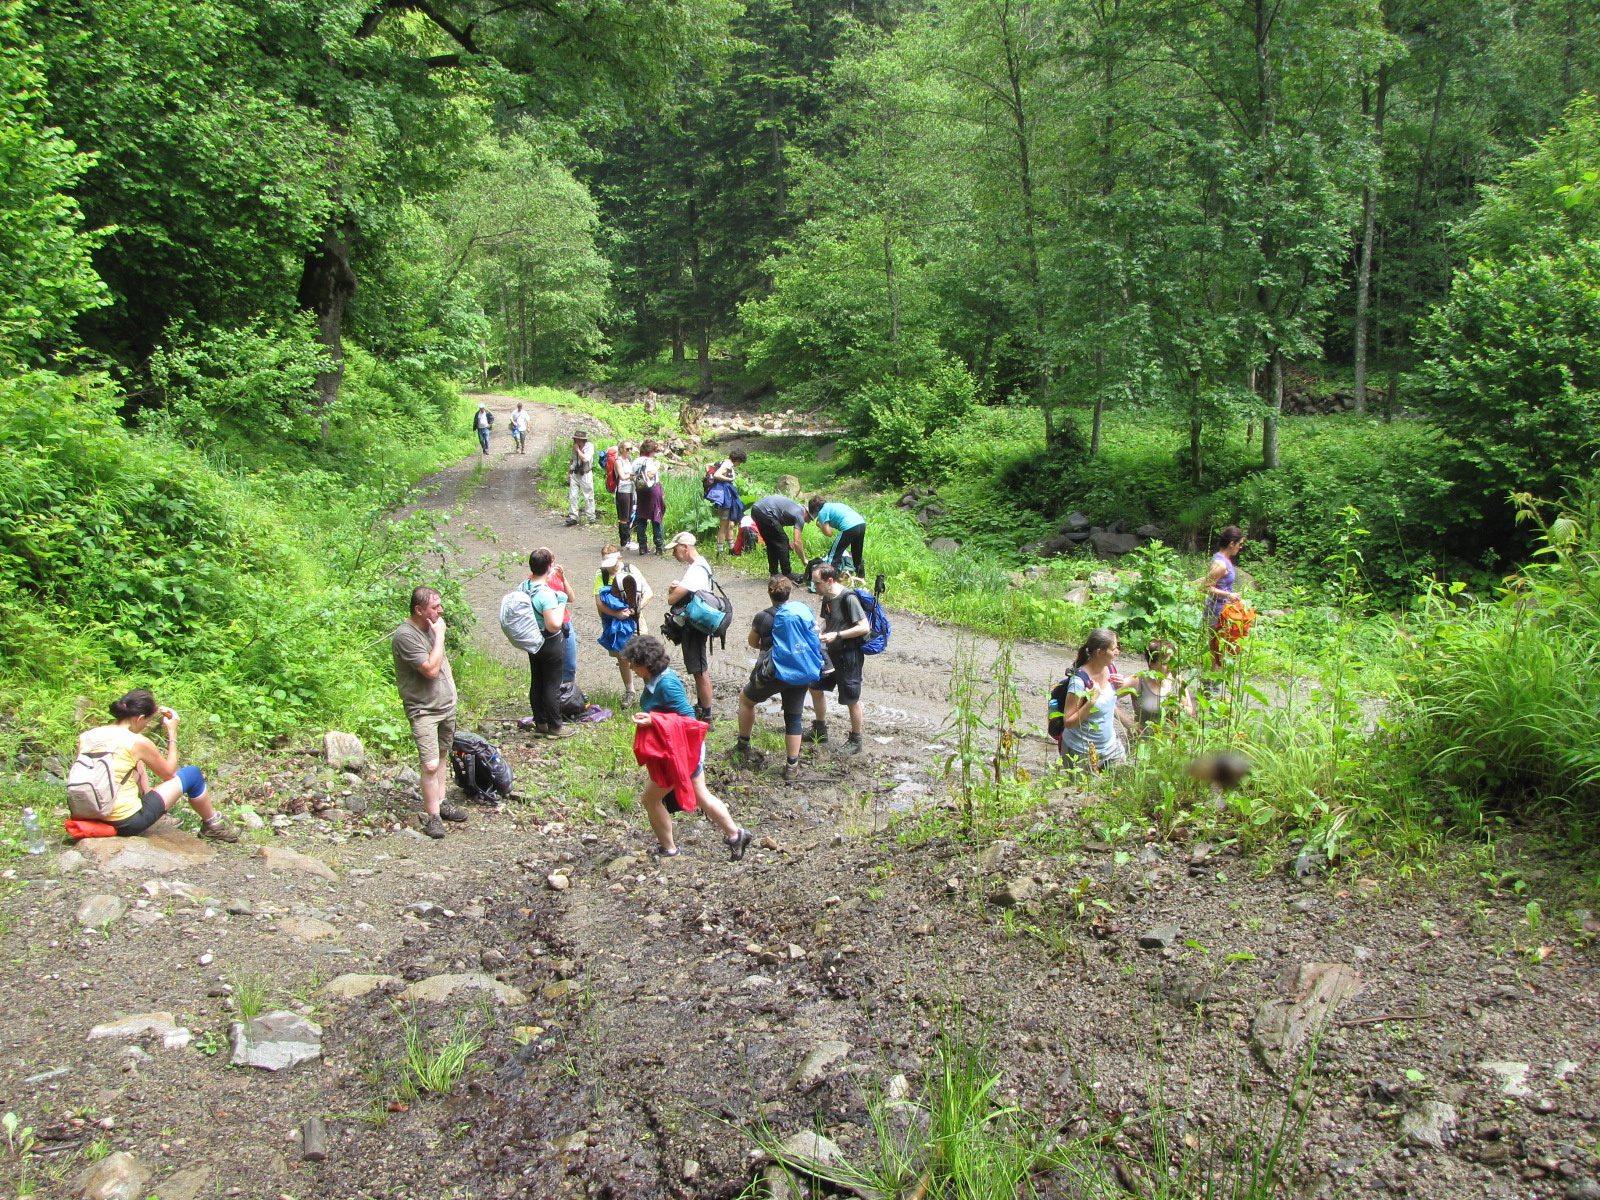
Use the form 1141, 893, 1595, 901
987, 876, 1034, 908
1478, 1061, 1532, 1097
397, 766, 421, 788
480, 948, 508, 971
316, 974, 398, 1000
788, 1040, 851, 1091
404, 973, 528, 1005
153, 1165, 211, 1200
1399, 1101, 1457, 1150
776, 1130, 842, 1165
323, 731, 366, 772
88, 1012, 180, 1041
542, 979, 579, 1002
603, 856, 636, 880
54, 849, 87, 874
546, 874, 570, 891
681, 1159, 699, 1181
886, 1073, 910, 1101
553, 1131, 587, 1153
198, 953, 214, 966
72, 1151, 151, 1200
1288, 897, 1315, 914
230, 1010, 322, 1071
257, 845, 338, 882
237, 808, 265, 831
1566, 1181, 1600, 1200
225, 899, 254, 916
1139, 924, 1181, 950
77, 895, 127, 929
278, 917, 338, 941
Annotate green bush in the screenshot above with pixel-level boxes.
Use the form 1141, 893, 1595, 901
842, 361, 977, 483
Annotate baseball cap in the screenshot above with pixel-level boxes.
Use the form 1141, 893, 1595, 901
665, 531, 697, 550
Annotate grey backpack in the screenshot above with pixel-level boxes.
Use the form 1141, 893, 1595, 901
66, 741, 135, 819
499, 588, 547, 654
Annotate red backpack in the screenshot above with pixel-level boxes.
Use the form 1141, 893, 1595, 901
602, 447, 619, 494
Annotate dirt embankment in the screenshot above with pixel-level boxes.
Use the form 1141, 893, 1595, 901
1, 396, 1596, 1200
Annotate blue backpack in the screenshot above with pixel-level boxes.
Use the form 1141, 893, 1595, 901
770, 601, 825, 686
824, 588, 891, 655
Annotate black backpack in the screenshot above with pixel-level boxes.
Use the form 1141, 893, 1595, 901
558, 681, 588, 719
1047, 668, 1091, 744
449, 731, 514, 798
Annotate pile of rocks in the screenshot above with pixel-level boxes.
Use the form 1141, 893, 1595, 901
895, 488, 947, 527
699, 406, 844, 440
1022, 513, 1164, 560
1281, 385, 1385, 416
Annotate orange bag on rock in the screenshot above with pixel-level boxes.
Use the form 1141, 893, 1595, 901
64, 817, 118, 838
1217, 601, 1257, 648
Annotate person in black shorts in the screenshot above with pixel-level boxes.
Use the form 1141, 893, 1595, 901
749, 494, 809, 581
806, 562, 869, 754
665, 531, 717, 722
731, 576, 821, 782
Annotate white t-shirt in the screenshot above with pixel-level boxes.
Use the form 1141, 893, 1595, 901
614, 454, 635, 493
510, 409, 528, 431
677, 556, 712, 595
474, 409, 491, 429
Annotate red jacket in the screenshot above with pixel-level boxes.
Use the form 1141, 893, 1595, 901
632, 712, 707, 811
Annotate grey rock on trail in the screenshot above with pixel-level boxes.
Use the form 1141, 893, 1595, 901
323, 730, 366, 771
403, 972, 528, 1005
77, 894, 126, 929
230, 1011, 322, 1071
72, 1150, 151, 1200
788, 1040, 851, 1091
1139, 924, 1180, 949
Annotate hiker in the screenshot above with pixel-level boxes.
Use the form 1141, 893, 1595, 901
631, 439, 666, 555
665, 532, 717, 722
472, 402, 494, 454
1203, 525, 1246, 670
733, 575, 824, 783
1133, 639, 1195, 730
611, 440, 637, 550
540, 550, 580, 685
509, 404, 529, 454
807, 495, 867, 581
806, 562, 868, 755
706, 450, 747, 554
566, 429, 596, 526
595, 544, 653, 705
519, 549, 574, 739
620, 635, 753, 861
1052, 627, 1131, 776
750, 493, 809, 580
72, 689, 239, 841
392, 586, 470, 836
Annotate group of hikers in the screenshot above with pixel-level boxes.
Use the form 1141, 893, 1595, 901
63, 400, 1250, 860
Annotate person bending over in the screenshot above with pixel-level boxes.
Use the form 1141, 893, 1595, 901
807, 496, 867, 582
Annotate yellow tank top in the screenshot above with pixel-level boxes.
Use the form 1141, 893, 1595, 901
78, 726, 144, 822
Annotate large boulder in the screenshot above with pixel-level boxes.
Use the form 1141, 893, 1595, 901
323, 731, 365, 772
777, 474, 802, 497
1063, 511, 1091, 531
929, 537, 962, 555
1089, 529, 1140, 558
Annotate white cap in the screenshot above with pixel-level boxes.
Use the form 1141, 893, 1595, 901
601, 552, 621, 569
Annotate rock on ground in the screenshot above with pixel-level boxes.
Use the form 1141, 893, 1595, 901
72, 1151, 151, 1200
257, 844, 339, 881
79, 828, 215, 874
403, 972, 528, 1005
1399, 1100, 1457, 1149
317, 974, 398, 1000
230, 1011, 322, 1071
76, 894, 126, 929
323, 730, 366, 772
278, 916, 339, 941
788, 1041, 851, 1091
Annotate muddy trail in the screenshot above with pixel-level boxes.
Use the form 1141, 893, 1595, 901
1, 395, 1597, 1200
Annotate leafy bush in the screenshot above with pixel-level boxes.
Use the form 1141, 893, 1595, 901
842, 360, 977, 483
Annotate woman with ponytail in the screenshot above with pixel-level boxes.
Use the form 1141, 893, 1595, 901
74, 690, 239, 840
1052, 628, 1129, 776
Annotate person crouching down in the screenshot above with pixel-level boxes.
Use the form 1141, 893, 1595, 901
621, 635, 753, 861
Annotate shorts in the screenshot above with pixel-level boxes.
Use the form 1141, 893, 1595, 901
714, 505, 735, 522
111, 790, 168, 836
743, 670, 810, 735
409, 709, 457, 769
818, 644, 864, 704
1059, 740, 1126, 777
680, 628, 710, 676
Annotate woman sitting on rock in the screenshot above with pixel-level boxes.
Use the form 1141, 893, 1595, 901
73, 689, 238, 840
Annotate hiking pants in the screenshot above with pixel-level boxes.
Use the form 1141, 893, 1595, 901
829, 524, 865, 580
527, 636, 565, 730
568, 471, 595, 520
754, 511, 793, 578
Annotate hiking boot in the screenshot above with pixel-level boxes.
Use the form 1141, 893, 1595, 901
727, 828, 753, 862
841, 732, 863, 756
694, 705, 714, 727
805, 721, 829, 746
438, 800, 469, 822
782, 759, 802, 783
544, 724, 578, 740
729, 741, 763, 768
198, 820, 240, 843
421, 814, 448, 839
652, 845, 680, 858
620, 690, 637, 710
564, 516, 579, 527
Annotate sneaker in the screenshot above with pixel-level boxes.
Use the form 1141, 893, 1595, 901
564, 517, 579, 527
652, 845, 680, 858
806, 721, 829, 745
841, 733, 863, 756
782, 759, 802, 782
199, 820, 240, 843
727, 828, 753, 862
438, 800, 469, 822
421, 814, 448, 839
543, 724, 578, 740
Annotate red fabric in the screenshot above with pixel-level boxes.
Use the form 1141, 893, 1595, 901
65, 818, 118, 839
632, 712, 707, 812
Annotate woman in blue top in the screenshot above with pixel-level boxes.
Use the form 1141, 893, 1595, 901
1202, 525, 1245, 669
620, 635, 752, 860
807, 495, 867, 581
1055, 627, 1129, 776
520, 548, 573, 739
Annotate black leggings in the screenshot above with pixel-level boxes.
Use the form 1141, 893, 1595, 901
527, 635, 566, 728
755, 513, 793, 577
830, 524, 865, 579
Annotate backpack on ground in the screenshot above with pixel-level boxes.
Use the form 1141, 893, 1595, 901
820, 588, 892, 655
559, 681, 588, 719
770, 600, 825, 686
498, 589, 546, 655
449, 731, 514, 799
1047, 668, 1091, 744
602, 447, 619, 494
65, 743, 136, 820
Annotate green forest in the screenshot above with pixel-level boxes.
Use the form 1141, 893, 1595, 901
3, 0, 1600, 844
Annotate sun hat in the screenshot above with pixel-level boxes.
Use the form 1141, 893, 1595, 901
665, 531, 697, 550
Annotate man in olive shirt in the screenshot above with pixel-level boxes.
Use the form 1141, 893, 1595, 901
391, 586, 468, 839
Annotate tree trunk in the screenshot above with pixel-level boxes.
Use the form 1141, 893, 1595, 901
697, 319, 712, 393
296, 220, 358, 430
672, 318, 685, 363
1352, 66, 1389, 414
1261, 349, 1284, 469
1091, 341, 1105, 457
883, 204, 901, 376
1189, 375, 1204, 485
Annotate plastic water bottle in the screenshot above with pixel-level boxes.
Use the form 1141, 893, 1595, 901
21, 807, 46, 854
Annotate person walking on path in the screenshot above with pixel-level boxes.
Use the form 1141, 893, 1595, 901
621, 635, 753, 860
509, 404, 529, 454
706, 450, 747, 555
1202, 525, 1246, 670
519, 549, 575, 740
750, 493, 809, 580
631, 440, 666, 555
1051, 627, 1131, 777
392, 586, 471, 837
611, 440, 637, 550
806, 562, 869, 755
807, 496, 867, 581
74, 689, 239, 841
472, 402, 494, 455
595, 544, 653, 705
566, 429, 596, 526
665, 531, 717, 723
732, 575, 823, 783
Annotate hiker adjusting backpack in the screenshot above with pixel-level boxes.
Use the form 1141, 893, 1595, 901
821, 587, 891, 655
769, 600, 825, 686
450, 731, 514, 799
1047, 668, 1091, 744
498, 588, 546, 655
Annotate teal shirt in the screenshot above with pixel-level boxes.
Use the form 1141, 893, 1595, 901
816, 502, 865, 532
640, 668, 695, 717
